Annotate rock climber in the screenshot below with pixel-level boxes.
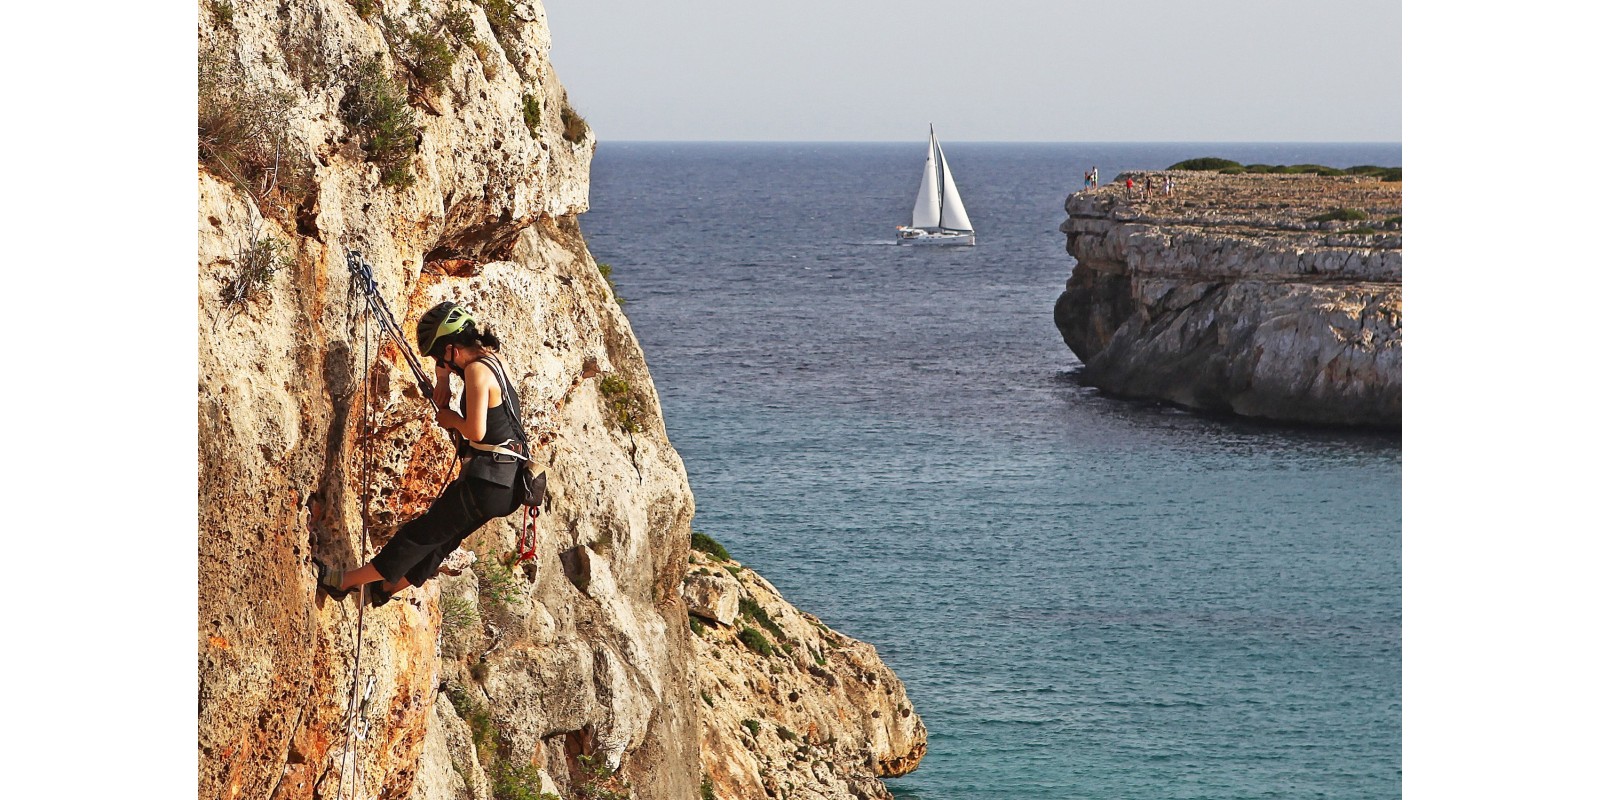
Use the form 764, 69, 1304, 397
315, 301, 528, 606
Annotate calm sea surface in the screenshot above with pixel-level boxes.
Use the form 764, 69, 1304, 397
583, 143, 1402, 800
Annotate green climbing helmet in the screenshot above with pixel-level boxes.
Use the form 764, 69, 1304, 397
416, 301, 476, 358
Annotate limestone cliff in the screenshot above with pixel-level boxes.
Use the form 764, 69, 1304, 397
196, 2, 923, 799
1055, 172, 1401, 427
682, 551, 926, 800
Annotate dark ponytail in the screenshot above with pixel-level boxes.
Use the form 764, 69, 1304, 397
439, 320, 501, 353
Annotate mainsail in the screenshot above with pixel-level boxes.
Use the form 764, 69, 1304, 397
911, 132, 941, 229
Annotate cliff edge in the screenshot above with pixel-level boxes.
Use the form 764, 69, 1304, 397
1055, 171, 1401, 427
197, 2, 923, 798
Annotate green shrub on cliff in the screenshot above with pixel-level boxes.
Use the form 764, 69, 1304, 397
562, 103, 590, 143
740, 596, 786, 642
478, 0, 525, 68
199, 44, 314, 213
523, 94, 542, 134
1169, 157, 1242, 171
1308, 207, 1370, 222
738, 626, 776, 657
405, 29, 457, 90
691, 531, 730, 561
340, 56, 418, 188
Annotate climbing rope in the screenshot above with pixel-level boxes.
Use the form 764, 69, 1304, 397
345, 250, 437, 407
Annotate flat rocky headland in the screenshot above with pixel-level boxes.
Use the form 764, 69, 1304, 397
1056, 171, 1401, 428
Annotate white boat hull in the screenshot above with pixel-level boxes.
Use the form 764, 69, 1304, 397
896, 228, 974, 246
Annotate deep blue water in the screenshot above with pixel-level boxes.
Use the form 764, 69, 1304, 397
583, 143, 1401, 800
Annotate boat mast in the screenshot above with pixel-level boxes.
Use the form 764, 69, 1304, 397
932, 124, 945, 230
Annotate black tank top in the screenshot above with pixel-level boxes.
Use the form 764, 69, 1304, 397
459, 356, 521, 448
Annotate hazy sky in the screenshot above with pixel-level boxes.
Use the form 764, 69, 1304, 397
542, 0, 1400, 142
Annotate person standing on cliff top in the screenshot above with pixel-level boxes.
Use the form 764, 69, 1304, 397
1091, 166, 1099, 187
313, 302, 545, 606
1125, 176, 1134, 198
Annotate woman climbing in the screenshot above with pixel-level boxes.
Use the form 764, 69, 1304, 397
315, 301, 528, 606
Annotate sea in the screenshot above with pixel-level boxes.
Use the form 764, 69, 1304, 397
582, 142, 1402, 800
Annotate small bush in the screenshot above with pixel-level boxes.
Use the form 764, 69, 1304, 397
442, 6, 477, 41
341, 56, 418, 188
522, 94, 541, 134
476, 551, 522, 607
1168, 157, 1242, 171
352, 0, 378, 19
440, 592, 479, 632
407, 29, 457, 90
739, 597, 785, 642
1308, 207, 1369, 222
595, 262, 623, 304
199, 45, 314, 212
221, 235, 293, 310
598, 374, 641, 434
689, 617, 706, 637
808, 645, 826, 667
777, 726, 797, 742
491, 758, 546, 800
446, 684, 498, 763
574, 754, 631, 800
690, 532, 729, 561
1384, 215, 1402, 226
1219, 166, 1245, 175
738, 627, 775, 657
449, 683, 561, 800
561, 103, 589, 143
1347, 226, 1378, 235
741, 719, 761, 737
701, 776, 714, 800
210, 0, 234, 27
700, 691, 714, 706
479, 0, 525, 67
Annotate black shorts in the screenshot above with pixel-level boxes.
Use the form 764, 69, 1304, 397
370, 476, 518, 587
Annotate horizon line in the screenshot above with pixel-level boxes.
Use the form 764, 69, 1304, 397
591, 139, 1403, 146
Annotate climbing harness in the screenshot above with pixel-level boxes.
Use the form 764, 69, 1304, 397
479, 354, 546, 565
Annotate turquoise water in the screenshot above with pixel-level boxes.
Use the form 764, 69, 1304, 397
584, 143, 1401, 799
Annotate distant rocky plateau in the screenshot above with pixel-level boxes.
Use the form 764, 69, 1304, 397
1055, 171, 1401, 428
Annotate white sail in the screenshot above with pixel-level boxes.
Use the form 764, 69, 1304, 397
911, 132, 940, 229
934, 137, 973, 231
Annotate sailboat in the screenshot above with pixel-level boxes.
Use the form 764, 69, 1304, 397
896, 125, 975, 246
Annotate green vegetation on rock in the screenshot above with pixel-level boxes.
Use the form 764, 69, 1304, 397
1308, 207, 1369, 222
691, 531, 730, 561
1169, 157, 1243, 171
1168, 158, 1400, 181
739, 596, 786, 643
738, 626, 776, 657
341, 56, 419, 188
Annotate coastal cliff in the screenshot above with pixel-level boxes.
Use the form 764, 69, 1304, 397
197, 2, 923, 799
1055, 171, 1401, 427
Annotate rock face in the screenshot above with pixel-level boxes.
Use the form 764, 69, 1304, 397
1056, 172, 1401, 427
197, 3, 921, 799
685, 553, 927, 800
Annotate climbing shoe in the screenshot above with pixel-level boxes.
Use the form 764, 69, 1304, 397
313, 557, 352, 601
369, 584, 396, 608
